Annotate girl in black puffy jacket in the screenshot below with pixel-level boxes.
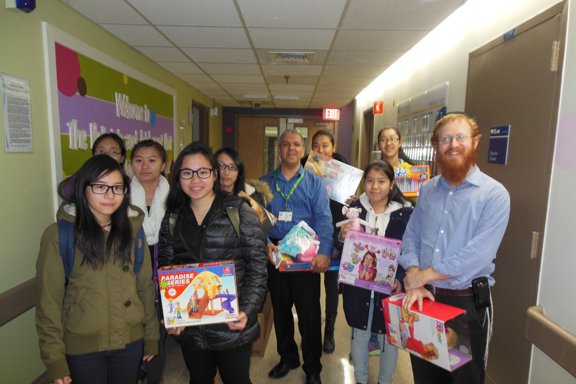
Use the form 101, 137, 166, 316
157, 143, 268, 384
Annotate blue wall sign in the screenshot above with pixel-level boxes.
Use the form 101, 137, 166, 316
488, 125, 511, 165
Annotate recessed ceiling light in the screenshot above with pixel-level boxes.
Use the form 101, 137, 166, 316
241, 94, 269, 100
274, 95, 300, 100
269, 52, 315, 64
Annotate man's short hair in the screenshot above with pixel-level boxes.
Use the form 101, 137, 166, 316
278, 129, 304, 145
431, 112, 480, 144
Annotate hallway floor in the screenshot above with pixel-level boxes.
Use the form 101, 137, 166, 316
161, 276, 415, 384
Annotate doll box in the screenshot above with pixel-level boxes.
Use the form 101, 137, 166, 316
338, 231, 402, 295
158, 261, 239, 328
383, 293, 473, 371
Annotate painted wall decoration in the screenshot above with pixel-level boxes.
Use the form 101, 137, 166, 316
43, 23, 176, 210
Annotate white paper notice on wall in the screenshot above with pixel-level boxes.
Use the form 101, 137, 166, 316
1, 73, 33, 153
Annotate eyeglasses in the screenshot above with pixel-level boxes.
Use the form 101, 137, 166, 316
218, 163, 239, 172
379, 137, 400, 144
95, 149, 121, 157
179, 168, 213, 179
437, 135, 471, 145
88, 183, 127, 195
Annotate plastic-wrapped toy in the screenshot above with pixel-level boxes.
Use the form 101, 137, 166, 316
335, 206, 372, 231
277, 221, 320, 263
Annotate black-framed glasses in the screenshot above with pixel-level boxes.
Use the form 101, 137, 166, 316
218, 163, 239, 172
179, 168, 213, 179
88, 183, 127, 195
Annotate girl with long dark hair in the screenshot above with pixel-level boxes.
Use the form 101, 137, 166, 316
36, 155, 159, 384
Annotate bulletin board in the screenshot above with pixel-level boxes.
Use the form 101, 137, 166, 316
42, 23, 176, 211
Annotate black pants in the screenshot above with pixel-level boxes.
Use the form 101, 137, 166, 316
141, 302, 168, 384
267, 264, 322, 375
324, 269, 339, 322
66, 339, 143, 384
180, 342, 252, 384
410, 294, 491, 384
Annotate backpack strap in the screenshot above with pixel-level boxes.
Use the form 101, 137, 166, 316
133, 226, 146, 274
226, 206, 240, 238
57, 220, 75, 286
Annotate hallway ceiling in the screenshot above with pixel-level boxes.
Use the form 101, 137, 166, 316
61, 0, 465, 109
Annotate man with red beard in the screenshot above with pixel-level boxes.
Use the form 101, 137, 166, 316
399, 113, 510, 384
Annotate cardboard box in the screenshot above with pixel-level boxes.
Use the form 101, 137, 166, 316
252, 290, 273, 356
383, 293, 472, 371
158, 261, 238, 328
338, 231, 401, 295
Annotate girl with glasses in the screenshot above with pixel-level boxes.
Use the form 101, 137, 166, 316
129, 139, 169, 384
158, 143, 268, 384
377, 126, 413, 177
214, 147, 273, 207
92, 132, 127, 166
36, 155, 159, 384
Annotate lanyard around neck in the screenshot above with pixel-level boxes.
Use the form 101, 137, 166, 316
274, 169, 305, 203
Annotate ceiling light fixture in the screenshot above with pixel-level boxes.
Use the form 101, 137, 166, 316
241, 94, 269, 100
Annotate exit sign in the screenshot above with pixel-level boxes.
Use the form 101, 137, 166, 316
323, 108, 340, 121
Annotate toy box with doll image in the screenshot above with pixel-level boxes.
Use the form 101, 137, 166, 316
338, 230, 401, 295
158, 261, 239, 328
271, 220, 340, 272
383, 293, 472, 371
304, 151, 364, 205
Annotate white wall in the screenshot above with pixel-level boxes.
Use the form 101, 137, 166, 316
354, 0, 576, 382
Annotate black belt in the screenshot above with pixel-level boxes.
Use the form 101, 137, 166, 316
426, 285, 473, 297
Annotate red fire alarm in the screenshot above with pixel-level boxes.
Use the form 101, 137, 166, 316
373, 101, 384, 115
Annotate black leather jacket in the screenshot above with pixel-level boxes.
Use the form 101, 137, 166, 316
158, 193, 268, 350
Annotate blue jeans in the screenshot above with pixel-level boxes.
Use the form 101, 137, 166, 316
66, 339, 143, 384
351, 299, 398, 384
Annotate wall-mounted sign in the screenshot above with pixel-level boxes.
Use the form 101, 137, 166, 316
373, 101, 384, 114
323, 108, 340, 121
488, 125, 511, 165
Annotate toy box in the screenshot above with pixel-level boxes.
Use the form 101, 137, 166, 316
383, 293, 472, 371
158, 261, 239, 328
304, 151, 364, 204
396, 164, 430, 198
338, 231, 401, 295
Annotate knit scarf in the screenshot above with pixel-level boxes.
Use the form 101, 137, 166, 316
130, 175, 169, 245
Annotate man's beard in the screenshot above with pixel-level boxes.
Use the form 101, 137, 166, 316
436, 147, 477, 185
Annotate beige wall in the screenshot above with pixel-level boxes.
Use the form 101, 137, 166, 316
0, 1, 216, 381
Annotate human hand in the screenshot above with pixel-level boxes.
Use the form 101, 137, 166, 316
404, 267, 428, 290
142, 354, 155, 362
228, 311, 248, 331
345, 195, 358, 205
392, 279, 402, 294
54, 376, 72, 384
402, 287, 435, 312
310, 253, 330, 273
338, 221, 355, 242
166, 326, 186, 336
266, 243, 279, 264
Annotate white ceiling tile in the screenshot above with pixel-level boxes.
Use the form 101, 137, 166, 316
341, 0, 465, 30
319, 76, 374, 86
159, 26, 250, 48
250, 28, 336, 50
63, 0, 148, 24
333, 30, 427, 51
198, 63, 262, 75
177, 73, 217, 85
323, 65, 385, 78
238, 0, 346, 28
269, 84, 315, 92
135, 47, 190, 62
211, 75, 265, 84
266, 75, 318, 85
101, 25, 172, 47
127, 0, 242, 26
158, 62, 203, 74
262, 64, 323, 77
182, 48, 257, 63
327, 50, 401, 66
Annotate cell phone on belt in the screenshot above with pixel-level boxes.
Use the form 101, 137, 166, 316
471, 276, 490, 310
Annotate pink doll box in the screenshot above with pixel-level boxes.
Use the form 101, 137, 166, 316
383, 293, 473, 372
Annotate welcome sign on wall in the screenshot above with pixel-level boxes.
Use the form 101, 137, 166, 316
43, 23, 176, 210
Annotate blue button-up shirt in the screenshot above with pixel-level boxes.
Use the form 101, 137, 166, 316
399, 166, 510, 289
261, 165, 334, 256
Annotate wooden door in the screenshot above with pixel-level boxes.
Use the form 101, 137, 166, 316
465, 3, 565, 383
237, 116, 279, 179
